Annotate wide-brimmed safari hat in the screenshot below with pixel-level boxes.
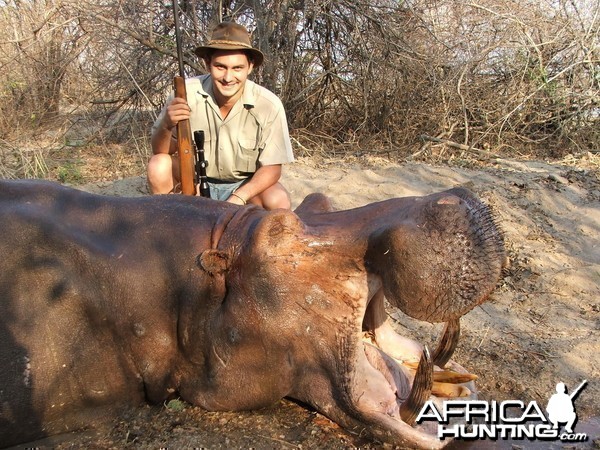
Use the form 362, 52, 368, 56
195, 22, 264, 67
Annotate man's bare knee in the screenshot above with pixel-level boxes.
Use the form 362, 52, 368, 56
275, 188, 292, 210
147, 154, 176, 194
263, 184, 291, 210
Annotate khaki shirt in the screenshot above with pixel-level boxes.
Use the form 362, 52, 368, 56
153, 75, 294, 181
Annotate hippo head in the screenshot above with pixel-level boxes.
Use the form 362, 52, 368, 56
186, 188, 505, 448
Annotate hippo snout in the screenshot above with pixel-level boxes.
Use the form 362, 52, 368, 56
366, 188, 505, 323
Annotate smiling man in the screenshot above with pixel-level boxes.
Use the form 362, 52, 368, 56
148, 22, 294, 209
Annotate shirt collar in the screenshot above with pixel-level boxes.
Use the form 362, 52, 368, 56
241, 79, 257, 109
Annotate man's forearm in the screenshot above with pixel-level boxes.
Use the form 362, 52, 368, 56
151, 123, 175, 155
234, 165, 282, 201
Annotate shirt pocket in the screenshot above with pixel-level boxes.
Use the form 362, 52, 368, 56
236, 139, 259, 173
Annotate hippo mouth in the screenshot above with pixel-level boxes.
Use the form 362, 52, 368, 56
344, 290, 477, 447
337, 189, 505, 447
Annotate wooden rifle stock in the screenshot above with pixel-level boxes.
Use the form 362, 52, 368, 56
173, 76, 196, 196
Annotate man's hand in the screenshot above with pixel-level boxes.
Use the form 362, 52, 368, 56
152, 97, 192, 156
224, 165, 288, 209
161, 97, 191, 130
227, 191, 247, 206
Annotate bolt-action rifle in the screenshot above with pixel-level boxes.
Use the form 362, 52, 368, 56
172, 0, 196, 196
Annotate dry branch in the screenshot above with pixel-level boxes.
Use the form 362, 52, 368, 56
419, 135, 500, 159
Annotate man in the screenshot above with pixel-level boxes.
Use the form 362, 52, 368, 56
148, 22, 294, 209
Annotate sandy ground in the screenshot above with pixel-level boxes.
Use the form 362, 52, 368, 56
52, 155, 599, 448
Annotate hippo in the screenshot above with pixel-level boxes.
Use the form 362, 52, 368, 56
0, 179, 505, 448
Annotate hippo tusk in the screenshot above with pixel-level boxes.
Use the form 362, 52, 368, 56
399, 346, 433, 426
431, 318, 460, 368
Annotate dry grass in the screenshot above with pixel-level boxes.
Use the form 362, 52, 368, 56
3, 127, 597, 187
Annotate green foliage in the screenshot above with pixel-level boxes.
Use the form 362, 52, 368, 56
165, 398, 186, 411
56, 163, 83, 184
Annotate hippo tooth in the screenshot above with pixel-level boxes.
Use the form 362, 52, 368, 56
432, 370, 477, 384
403, 364, 478, 385
431, 381, 472, 398
431, 318, 460, 368
399, 346, 433, 426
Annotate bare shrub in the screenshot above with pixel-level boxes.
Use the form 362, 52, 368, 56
0, 0, 597, 178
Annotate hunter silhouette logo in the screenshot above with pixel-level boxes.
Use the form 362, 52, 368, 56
546, 380, 587, 435
416, 379, 589, 442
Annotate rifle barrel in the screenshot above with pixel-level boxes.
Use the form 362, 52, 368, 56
172, 0, 185, 78
171, 0, 195, 196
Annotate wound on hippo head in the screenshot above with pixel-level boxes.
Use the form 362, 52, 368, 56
197, 250, 230, 275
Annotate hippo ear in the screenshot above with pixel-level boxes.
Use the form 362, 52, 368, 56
197, 250, 230, 276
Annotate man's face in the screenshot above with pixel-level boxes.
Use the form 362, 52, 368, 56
208, 50, 254, 105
